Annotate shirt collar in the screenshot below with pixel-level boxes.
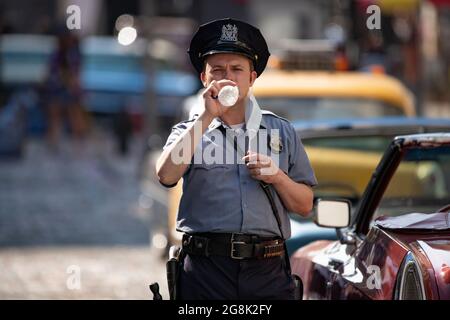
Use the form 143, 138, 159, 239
207, 94, 266, 132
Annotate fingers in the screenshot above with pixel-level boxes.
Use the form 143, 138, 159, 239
248, 167, 267, 181
210, 81, 222, 99
249, 167, 261, 176
242, 152, 271, 165
246, 161, 271, 169
203, 80, 238, 103
244, 151, 279, 182
203, 84, 219, 100
260, 166, 279, 176
248, 168, 277, 181
249, 166, 278, 176
246, 153, 270, 178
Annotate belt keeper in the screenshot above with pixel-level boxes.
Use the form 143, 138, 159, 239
192, 236, 209, 256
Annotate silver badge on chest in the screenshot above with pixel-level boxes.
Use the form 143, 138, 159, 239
269, 135, 283, 154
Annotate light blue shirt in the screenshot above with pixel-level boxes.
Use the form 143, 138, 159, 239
162, 100, 317, 239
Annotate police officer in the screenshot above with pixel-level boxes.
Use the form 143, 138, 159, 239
156, 18, 317, 300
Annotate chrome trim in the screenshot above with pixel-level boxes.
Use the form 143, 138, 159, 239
398, 252, 427, 300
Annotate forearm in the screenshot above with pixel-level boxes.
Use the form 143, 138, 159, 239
156, 110, 214, 186
271, 170, 314, 217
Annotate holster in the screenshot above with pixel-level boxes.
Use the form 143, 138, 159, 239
166, 245, 182, 300
292, 274, 303, 301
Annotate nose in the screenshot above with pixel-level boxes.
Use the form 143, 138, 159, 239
223, 66, 235, 81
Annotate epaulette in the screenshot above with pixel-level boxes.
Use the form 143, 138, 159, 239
171, 116, 198, 130
261, 109, 291, 124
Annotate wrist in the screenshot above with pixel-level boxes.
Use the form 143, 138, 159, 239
270, 168, 285, 185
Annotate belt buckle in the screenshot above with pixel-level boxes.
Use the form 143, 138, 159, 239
230, 233, 246, 260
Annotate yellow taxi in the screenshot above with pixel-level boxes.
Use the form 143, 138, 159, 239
253, 70, 415, 120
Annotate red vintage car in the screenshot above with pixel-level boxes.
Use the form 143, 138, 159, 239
291, 133, 450, 300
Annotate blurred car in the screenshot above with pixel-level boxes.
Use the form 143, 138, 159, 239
285, 117, 450, 255
290, 132, 450, 300
81, 36, 198, 117
0, 34, 198, 131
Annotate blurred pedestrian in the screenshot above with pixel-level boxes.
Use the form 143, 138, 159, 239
113, 106, 132, 156
156, 18, 317, 300
44, 29, 87, 151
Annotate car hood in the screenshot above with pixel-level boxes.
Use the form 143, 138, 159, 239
375, 212, 450, 230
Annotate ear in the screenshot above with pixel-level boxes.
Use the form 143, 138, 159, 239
200, 72, 207, 87
249, 70, 257, 87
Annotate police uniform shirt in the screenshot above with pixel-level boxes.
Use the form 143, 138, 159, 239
162, 97, 317, 239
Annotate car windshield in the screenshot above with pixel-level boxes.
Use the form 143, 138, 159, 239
373, 144, 450, 221
258, 97, 404, 121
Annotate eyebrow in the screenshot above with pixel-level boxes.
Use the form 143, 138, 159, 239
210, 63, 245, 68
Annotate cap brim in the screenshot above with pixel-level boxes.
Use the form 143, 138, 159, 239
201, 49, 255, 62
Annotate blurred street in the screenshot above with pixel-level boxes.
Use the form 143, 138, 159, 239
0, 127, 169, 299
0, 246, 167, 299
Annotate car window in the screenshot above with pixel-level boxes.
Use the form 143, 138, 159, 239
258, 97, 404, 121
304, 136, 392, 152
371, 145, 450, 223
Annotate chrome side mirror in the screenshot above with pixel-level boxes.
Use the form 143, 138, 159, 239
314, 199, 351, 228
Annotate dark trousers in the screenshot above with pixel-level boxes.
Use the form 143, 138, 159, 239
179, 253, 296, 300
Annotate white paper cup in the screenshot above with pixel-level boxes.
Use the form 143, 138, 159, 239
218, 85, 239, 107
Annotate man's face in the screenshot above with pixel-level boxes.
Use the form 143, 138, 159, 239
201, 53, 257, 104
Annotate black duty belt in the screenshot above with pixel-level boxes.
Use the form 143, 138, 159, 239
182, 233, 285, 260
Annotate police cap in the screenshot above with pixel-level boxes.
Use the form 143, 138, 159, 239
188, 18, 270, 77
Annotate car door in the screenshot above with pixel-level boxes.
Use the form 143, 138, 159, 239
306, 229, 372, 299
327, 228, 396, 300
313, 138, 403, 299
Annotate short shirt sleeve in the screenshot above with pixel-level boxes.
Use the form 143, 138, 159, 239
163, 119, 195, 150
287, 123, 318, 187
159, 119, 195, 188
